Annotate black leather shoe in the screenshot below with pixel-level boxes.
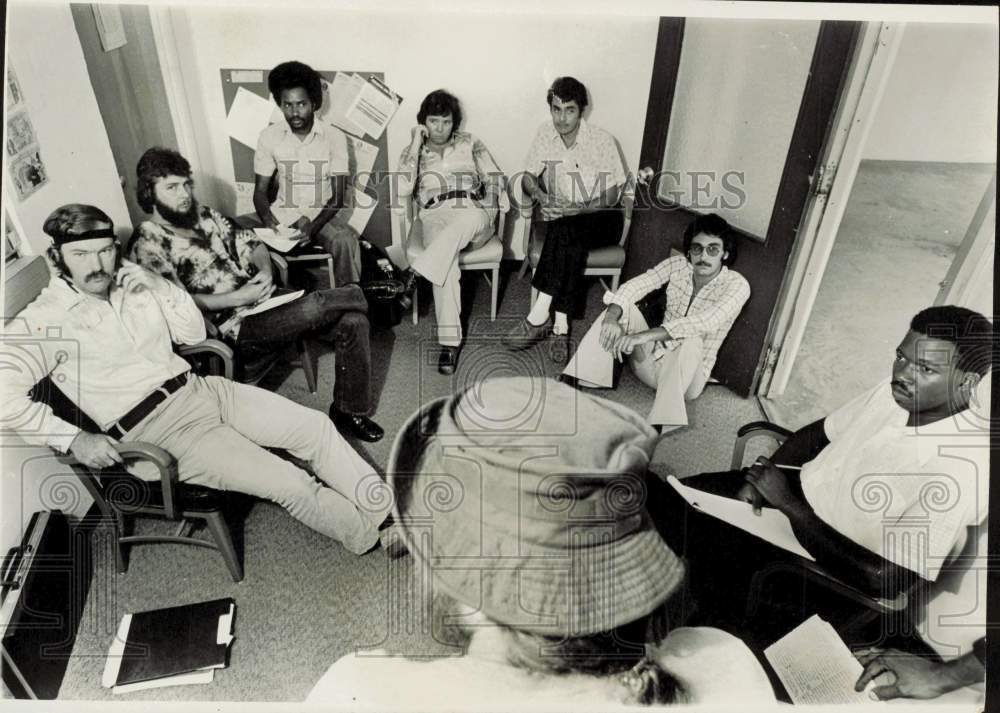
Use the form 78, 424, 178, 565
438, 346, 459, 375
502, 316, 552, 351
330, 408, 385, 442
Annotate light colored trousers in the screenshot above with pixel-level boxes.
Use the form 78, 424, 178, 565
406, 200, 492, 347
563, 303, 708, 427
126, 375, 391, 554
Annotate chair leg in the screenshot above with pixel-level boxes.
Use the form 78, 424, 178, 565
325, 258, 336, 289
611, 273, 620, 292
411, 285, 419, 325
490, 266, 499, 321
530, 287, 538, 309
517, 257, 530, 281
298, 339, 318, 394
114, 512, 129, 574
203, 511, 244, 583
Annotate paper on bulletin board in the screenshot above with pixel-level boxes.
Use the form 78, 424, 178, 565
226, 86, 279, 149
347, 136, 379, 191
235, 181, 255, 217
323, 73, 366, 138
346, 75, 401, 140
345, 187, 376, 235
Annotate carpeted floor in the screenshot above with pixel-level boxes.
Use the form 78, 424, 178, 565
56, 268, 764, 702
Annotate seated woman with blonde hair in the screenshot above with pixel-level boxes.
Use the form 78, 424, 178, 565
308, 377, 777, 708
395, 89, 503, 374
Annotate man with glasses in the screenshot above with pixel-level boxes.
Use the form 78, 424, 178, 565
561, 213, 750, 431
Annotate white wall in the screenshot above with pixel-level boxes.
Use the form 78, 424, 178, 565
165, 5, 659, 252
2, 2, 125, 552
4, 2, 132, 253
864, 22, 998, 163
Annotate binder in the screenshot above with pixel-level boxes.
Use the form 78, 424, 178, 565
103, 598, 235, 692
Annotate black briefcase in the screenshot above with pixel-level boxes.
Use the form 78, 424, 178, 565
1, 510, 92, 699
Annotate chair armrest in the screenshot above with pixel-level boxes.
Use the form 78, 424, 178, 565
269, 252, 290, 286
731, 421, 794, 471
57, 441, 182, 520
178, 339, 235, 380
800, 558, 910, 612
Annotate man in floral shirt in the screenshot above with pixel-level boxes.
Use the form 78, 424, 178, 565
129, 147, 384, 442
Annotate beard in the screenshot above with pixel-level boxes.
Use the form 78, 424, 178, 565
155, 196, 200, 229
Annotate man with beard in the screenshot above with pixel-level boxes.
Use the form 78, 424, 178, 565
561, 213, 750, 432
253, 60, 361, 287
129, 147, 384, 442
1, 204, 391, 552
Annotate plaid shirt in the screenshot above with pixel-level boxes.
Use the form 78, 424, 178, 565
605, 255, 750, 378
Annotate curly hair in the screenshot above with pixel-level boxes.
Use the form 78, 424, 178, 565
416, 89, 462, 131
910, 306, 994, 376
267, 60, 323, 108
135, 147, 191, 214
547, 76, 589, 111
682, 213, 738, 266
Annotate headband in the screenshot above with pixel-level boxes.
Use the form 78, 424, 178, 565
52, 227, 115, 246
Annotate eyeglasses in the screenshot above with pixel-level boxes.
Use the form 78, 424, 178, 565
688, 244, 723, 257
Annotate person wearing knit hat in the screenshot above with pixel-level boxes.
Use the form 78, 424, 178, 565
308, 377, 775, 707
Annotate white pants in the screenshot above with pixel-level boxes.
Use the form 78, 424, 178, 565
563, 303, 708, 427
406, 200, 492, 347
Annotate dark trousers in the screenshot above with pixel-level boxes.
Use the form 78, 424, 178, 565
531, 209, 624, 313
236, 284, 372, 415
647, 471, 928, 653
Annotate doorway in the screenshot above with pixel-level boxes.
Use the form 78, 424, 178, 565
627, 18, 860, 397
760, 21, 997, 428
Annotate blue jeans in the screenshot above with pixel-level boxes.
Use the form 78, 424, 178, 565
236, 284, 372, 415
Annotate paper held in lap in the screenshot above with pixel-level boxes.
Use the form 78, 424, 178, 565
253, 227, 306, 253
217, 290, 305, 336
666, 475, 814, 561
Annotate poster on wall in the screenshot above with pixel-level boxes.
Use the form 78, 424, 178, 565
9, 149, 49, 200
6, 66, 23, 108
6, 112, 37, 156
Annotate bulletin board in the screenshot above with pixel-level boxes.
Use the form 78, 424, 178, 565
220, 69, 393, 248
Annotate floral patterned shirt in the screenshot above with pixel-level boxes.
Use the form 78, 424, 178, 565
129, 206, 261, 332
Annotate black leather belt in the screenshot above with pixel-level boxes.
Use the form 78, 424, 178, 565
423, 187, 484, 210
107, 372, 189, 440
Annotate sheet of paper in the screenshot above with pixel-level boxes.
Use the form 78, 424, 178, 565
347, 136, 379, 183
346, 75, 400, 140
253, 227, 305, 253
242, 290, 304, 318
216, 603, 235, 646
765, 615, 873, 705
235, 181, 256, 217
226, 86, 277, 149
325, 72, 366, 138
271, 206, 306, 228
666, 475, 814, 561
112, 669, 214, 695
343, 187, 376, 235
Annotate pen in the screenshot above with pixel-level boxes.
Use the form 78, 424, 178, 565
775, 464, 802, 471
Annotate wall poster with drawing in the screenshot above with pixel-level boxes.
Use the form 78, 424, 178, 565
4, 64, 49, 201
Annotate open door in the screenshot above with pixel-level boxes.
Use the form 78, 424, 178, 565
627, 18, 861, 397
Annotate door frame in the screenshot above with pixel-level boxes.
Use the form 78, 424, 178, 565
934, 172, 995, 308
630, 18, 862, 397
761, 21, 905, 398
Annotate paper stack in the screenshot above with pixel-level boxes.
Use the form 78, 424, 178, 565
102, 598, 236, 694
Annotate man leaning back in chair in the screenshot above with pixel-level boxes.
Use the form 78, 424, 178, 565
0, 204, 392, 554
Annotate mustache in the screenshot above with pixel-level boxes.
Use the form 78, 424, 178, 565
696, 261, 711, 267
85, 270, 111, 282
